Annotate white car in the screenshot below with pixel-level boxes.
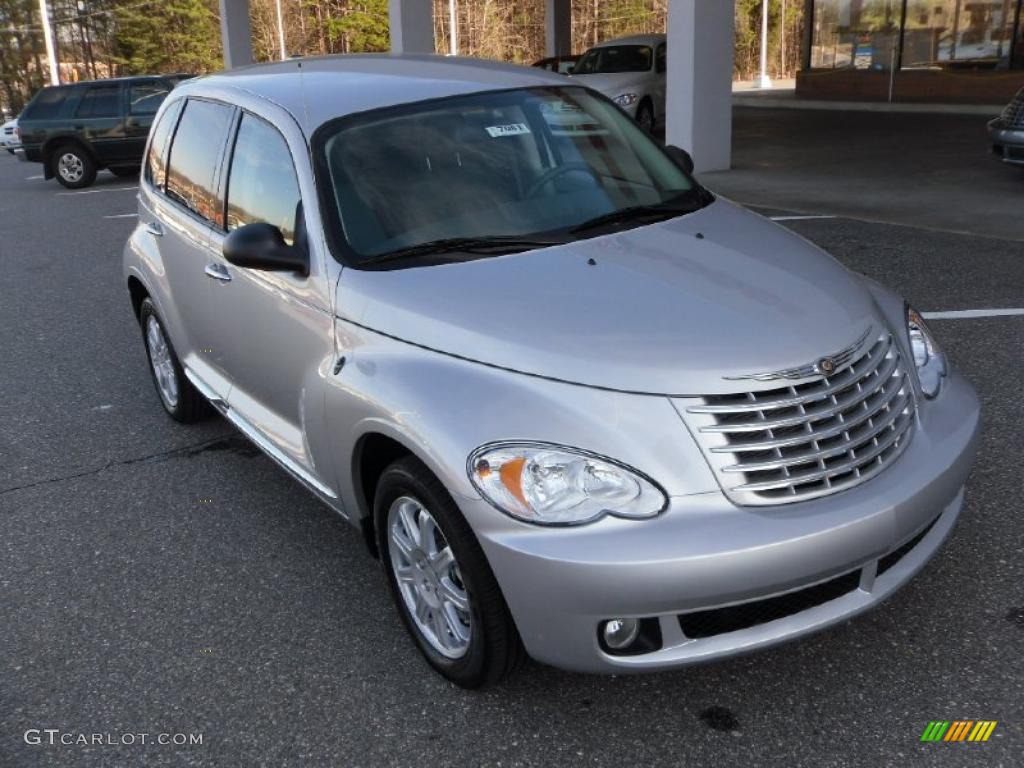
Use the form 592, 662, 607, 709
1, 118, 19, 153
570, 33, 666, 132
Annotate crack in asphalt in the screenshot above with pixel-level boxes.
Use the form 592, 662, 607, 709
0, 433, 257, 497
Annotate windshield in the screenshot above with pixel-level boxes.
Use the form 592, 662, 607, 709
573, 45, 653, 74
317, 86, 705, 267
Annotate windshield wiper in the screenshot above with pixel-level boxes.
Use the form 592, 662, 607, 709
359, 236, 562, 266
569, 196, 704, 236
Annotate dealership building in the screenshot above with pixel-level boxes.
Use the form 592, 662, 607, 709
216, 0, 1024, 173
800, 0, 1024, 103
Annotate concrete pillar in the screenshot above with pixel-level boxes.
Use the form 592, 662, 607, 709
389, 0, 435, 54
219, 0, 253, 69
665, 0, 734, 172
545, 0, 572, 58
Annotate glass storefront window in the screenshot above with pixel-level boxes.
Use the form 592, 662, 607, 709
903, 0, 1019, 68
809, 0, 1023, 70
810, 0, 904, 70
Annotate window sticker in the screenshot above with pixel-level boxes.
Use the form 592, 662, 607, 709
484, 123, 531, 138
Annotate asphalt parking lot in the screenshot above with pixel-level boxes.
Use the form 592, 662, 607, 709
1, 140, 1022, 767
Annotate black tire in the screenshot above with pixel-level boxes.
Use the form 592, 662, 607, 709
636, 100, 655, 133
138, 297, 209, 423
50, 143, 97, 188
375, 456, 524, 688
109, 166, 140, 178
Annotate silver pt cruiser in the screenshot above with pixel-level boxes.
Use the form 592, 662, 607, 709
123, 56, 980, 688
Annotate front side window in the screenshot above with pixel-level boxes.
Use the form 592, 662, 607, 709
129, 81, 172, 115
165, 99, 234, 226
76, 85, 121, 118
317, 86, 704, 267
144, 98, 183, 190
226, 114, 301, 244
574, 45, 654, 74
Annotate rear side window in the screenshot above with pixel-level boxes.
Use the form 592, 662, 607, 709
144, 98, 183, 190
165, 99, 234, 226
76, 85, 121, 118
22, 87, 71, 120
226, 114, 301, 244
129, 81, 171, 115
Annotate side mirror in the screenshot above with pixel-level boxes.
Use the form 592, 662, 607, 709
223, 222, 308, 276
664, 144, 695, 175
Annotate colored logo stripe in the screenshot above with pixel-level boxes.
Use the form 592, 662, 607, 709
921, 721, 997, 742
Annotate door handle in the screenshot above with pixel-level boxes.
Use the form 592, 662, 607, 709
204, 263, 232, 283
145, 221, 163, 237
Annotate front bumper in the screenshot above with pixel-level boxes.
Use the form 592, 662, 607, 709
13, 147, 27, 161
988, 119, 1024, 165
470, 371, 980, 673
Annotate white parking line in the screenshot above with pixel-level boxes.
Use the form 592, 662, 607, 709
56, 186, 137, 196
103, 213, 138, 219
25, 174, 43, 180
769, 215, 837, 221
921, 308, 1024, 320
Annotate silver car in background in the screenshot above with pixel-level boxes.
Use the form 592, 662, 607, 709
570, 33, 666, 132
988, 87, 1024, 165
123, 55, 979, 688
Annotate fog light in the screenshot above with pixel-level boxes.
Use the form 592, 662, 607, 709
602, 618, 640, 650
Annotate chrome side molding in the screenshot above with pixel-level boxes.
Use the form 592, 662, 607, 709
183, 367, 338, 500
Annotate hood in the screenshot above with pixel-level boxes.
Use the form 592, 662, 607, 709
336, 199, 883, 396
570, 72, 648, 99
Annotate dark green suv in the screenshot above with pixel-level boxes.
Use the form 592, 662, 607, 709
17, 75, 186, 188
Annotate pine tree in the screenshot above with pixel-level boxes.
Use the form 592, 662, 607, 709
112, 0, 222, 75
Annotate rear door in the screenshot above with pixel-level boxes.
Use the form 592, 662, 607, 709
124, 79, 174, 161
72, 83, 127, 164
144, 97, 236, 399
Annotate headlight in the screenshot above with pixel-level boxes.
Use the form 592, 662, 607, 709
906, 305, 946, 398
467, 443, 666, 526
613, 93, 639, 107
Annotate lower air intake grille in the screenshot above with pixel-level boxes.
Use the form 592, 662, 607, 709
678, 570, 862, 639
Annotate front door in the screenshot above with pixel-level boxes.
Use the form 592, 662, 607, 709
204, 112, 336, 481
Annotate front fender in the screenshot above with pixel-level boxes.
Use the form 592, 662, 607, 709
324, 319, 719, 531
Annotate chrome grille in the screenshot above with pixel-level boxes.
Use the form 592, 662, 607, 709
685, 332, 916, 506
1002, 88, 1024, 129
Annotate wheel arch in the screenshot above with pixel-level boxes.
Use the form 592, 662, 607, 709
126, 275, 150, 321
351, 431, 418, 558
42, 134, 96, 166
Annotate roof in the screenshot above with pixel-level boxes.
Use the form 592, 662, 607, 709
42, 74, 185, 89
592, 33, 666, 48
181, 54, 571, 134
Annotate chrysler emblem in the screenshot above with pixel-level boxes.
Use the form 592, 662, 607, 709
724, 328, 873, 382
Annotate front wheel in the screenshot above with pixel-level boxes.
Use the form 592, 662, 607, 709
51, 144, 97, 188
376, 456, 524, 688
635, 100, 655, 133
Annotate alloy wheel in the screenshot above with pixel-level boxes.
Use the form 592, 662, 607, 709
387, 495, 472, 659
57, 152, 84, 183
145, 315, 179, 409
